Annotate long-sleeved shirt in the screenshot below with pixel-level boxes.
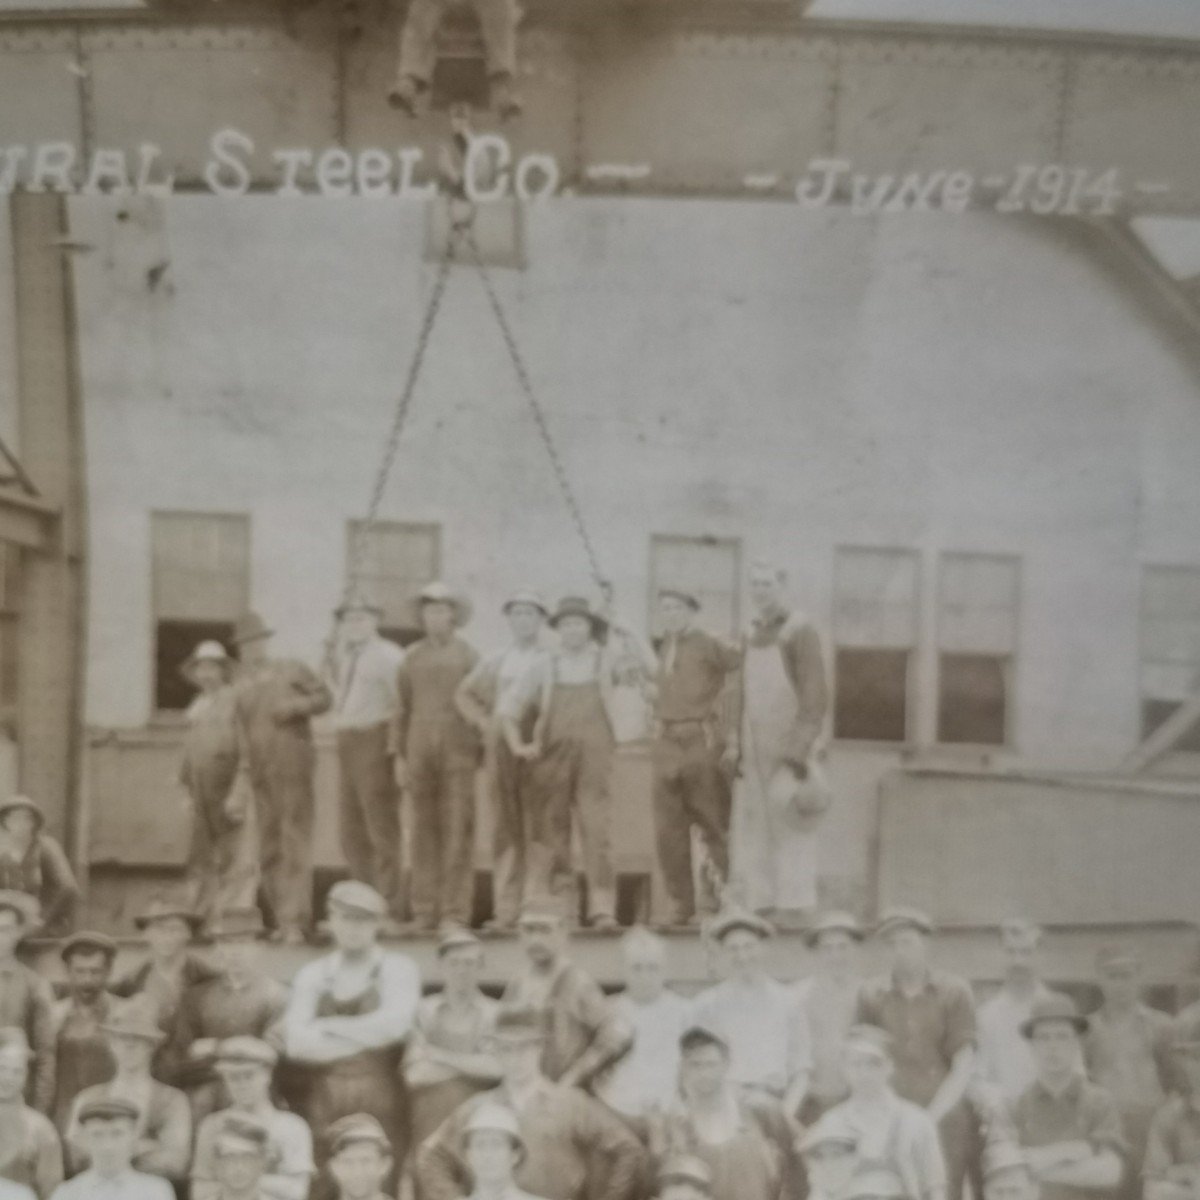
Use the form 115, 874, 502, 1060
50, 1168, 173, 1200
330, 635, 405, 732
234, 659, 332, 768
654, 628, 741, 725
392, 636, 479, 757
191, 1103, 314, 1200
66, 1079, 191, 1181
456, 645, 551, 733
0, 1100, 63, 1198
416, 1079, 644, 1200
976, 983, 1063, 1102
0, 959, 56, 1113
1084, 1005, 1176, 1117
501, 959, 633, 1087
691, 976, 812, 1098
284, 948, 419, 1064
595, 989, 693, 1118
0, 836, 80, 935
404, 991, 500, 1090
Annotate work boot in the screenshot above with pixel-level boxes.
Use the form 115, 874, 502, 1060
490, 73, 523, 121
387, 74, 424, 118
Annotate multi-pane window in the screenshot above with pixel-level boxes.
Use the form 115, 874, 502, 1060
649, 535, 741, 638
1140, 565, 1200, 751
346, 520, 442, 647
151, 512, 250, 712
832, 547, 918, 742
937, 553, 1019, 746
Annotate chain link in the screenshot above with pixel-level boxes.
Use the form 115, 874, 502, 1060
462, 227, 609, 592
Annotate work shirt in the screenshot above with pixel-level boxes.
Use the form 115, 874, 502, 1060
458, 645, 551, 727
826, 1092, 947, 1200
654, 628, 740, 724
416, 1078, 643, 1200
0, 1100, 62, 1198
66, 1079, 192, 1180
404, 991, 500, 1090
1008, 1075, 1127, 1200
692, 975, 812, 1098
191, 1104, 314, 1200
501, 959, 632, 1086
498, 646, 635, 739
1084, 1005, 1175, 1116
50, 1168, 174, 1200
595, 989, 693, 1118
794, 975, 859, 1107
284, 948, 419, 1064
331, 635, 405, 732
1143, 1096, 1200, 1182
234, 660, 332, 764
49, 994, 118, 1134
0, 959, 56, 1113
393, 637, 479, 756
976, 983, 1062, 1101
0, 835, 80, 934
855, 969, 977, 1107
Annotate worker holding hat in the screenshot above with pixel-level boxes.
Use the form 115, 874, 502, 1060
1142, 1033, 1200, 1200
51, 1094, 174, 1200
230, 612, 333, 946
0, 795, 80, 938
0, 889, 56, 1114
1084, 948, 1175, 1200
651, 587, 742, 929
327, 593, 406, 929
0, 1026, 63, 1199
1008, 994, 1125, 1200
455, 590, 552, 931
179, 638, 259, 932
855, 908, 978, 1200
392, 582, 481, 933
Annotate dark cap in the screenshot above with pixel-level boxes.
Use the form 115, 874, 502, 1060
875, 906, 934, 939
60, 931, 118, 963
707, 908, 774, 943
327, 1113, 393, 1156
679, 1025, 730, 1056
1019, 993, 1088, 1039
76, 1097, 140, 1125
805, 910, 865, 949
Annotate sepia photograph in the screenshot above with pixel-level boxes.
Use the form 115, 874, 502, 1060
1, 1, 1200, 1199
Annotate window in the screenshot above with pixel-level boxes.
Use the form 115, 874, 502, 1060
833, 548, 918, 742
346, 520, 441, 648
649, 535, 741, 637
152, 512, 250, 713
1140, 565, 1200, 752
0, 544, 19, 737
937, 553, 1019, 746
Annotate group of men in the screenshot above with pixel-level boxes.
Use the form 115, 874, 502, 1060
2, 870, 1200, 1200
179, 564, 829, 947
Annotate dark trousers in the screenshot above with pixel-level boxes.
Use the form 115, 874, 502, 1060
489, 735, 535, 926
250, 741, 315, 932
652, 724, 731, 920
337, 724, 403, 919
409, 726, 477, 926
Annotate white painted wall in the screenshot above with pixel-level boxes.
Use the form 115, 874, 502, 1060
67, 196, 1200, 783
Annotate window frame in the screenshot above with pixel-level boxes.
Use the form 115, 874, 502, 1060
1138, 563, 1200, 750
344, 518, 443, 648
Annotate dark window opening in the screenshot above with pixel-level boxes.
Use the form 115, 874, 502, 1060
1141, 699, 1200, 753
938, 653, 1008, 745
156, 619, 234, 713
834, 647, 909, 742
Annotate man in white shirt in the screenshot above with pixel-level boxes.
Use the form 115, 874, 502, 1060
691, 909, 812, 1118
328, 599, 406, 928
50, 1097, 173, 1200
596, 927, 692, 1121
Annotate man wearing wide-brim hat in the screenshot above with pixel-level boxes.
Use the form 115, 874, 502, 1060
651, 585, 742, 929
462, 1101, 550, 1200
497, 595, 656, 930
416, 1006, 644, 1200
1009, 993, 1125, 1200
855, 906, 978, 1200
178, 638, 259, 934
392, 581, 482, 932
455, 589, 552, 931
0, 793, 81, 937
228, 611, 332, 946
327, 591, 407, 928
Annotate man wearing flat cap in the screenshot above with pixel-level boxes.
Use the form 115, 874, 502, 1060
0, 890, 56, 1114
405, 929, 501, 1146
1007, 995, 1124, 1200
191, 1038, 313, 1200
0, 1027, 62, 1199
416, 1006, 643, 1200
50, 932, 120, 1136
284, 881, 419, 1189
327, 596, 406, 929
1084, 948, 1174, 1200
207, 1114, 273, 1200
855, 908, 977, 1200
456, 591, 551, 931
65, 1001, 191, 1183
51, 1096, 173, 1200
230, 611, 333, 947
1142, 1033, 1200, 1200
651, 587, 742, 929
392, 582, 481, 933
325, 1114, 393, 1200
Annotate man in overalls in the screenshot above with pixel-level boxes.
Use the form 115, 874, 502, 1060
283, 881, 420, 1194
456, 591, 550, 932
726, 562, 827, 924
231, 612, 332, 946
392, 582, 480, 934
